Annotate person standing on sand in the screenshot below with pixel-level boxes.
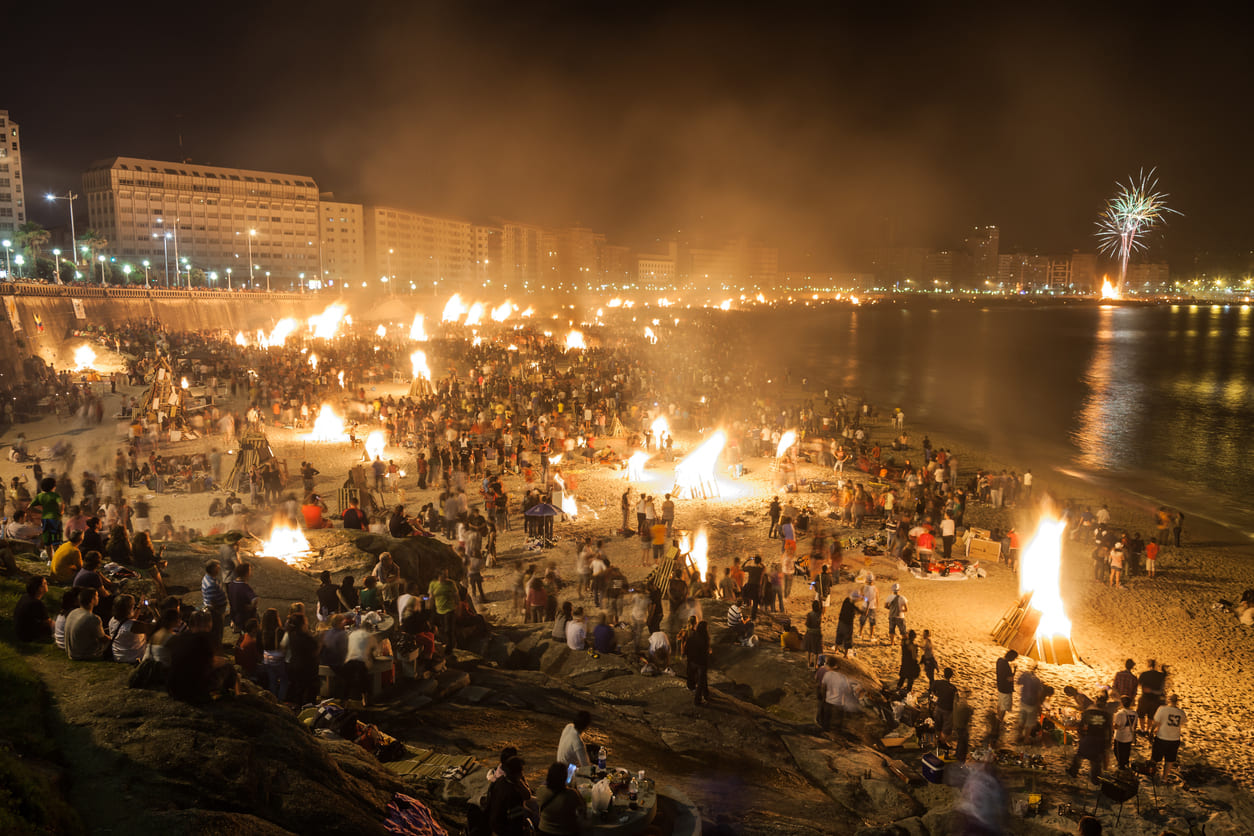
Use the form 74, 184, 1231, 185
856, 574, 879, 642
768, 496, 782, 539
1151, 694, 1186, 782
995, 649, 1017, 725
1145, 538, 1158, 578
1172, 511, 1184, 547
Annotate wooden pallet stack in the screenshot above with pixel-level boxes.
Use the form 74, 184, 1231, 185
990, 591, 1076, 665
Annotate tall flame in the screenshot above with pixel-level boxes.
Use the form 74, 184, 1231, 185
1100, 276, 1122, 300
650, 416, 670, 441
234, 332, 248, 347
375, 324, 387, 338
309, 404, 348, 442
644, 326, 657, 344
410, 350, 431, 381
627, 451, 651, 482
73, 345, 97, 371
308, 304, 346, 340
719, 299, 732, 311
673, 430, 726, 499
565, 330, 587, 351
520, 306, 535, 318
490, 301, 513, 322
365, 430, 386, 461
465, 302, 485, 326
260, 318, 298, 348
409, 313, 428, 341
776, 429, 797, 458
1019, 516, 1072, 639
308, 353, 318, 371
686, 528, 709, 580
442, 294, 468, 322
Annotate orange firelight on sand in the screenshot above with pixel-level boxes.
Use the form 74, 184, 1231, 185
1100, 276, 1122, 300
256, 523, 312, 566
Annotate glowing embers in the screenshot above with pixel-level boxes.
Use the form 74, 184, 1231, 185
256, 522, 312, 566
672, 430, 726, 500
1100, 276, 1122, 301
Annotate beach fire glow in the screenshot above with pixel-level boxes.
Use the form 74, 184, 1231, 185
309, 405, 348, 442
409, 313, 428, 341
375, 324, 387, 338
410, 350, 431, 381
1100, 276, 1122, 301
491, 301, 513, 322
644, 326, 657, 344
234, 332, 248, 347
442, 294, 468, 323
73, 345, 97, 371
651, 416, 670, 443
1019, 516, 1071, 640
561, 493, 579, 518
565, 330, 587, 351
256, 523, 311, 566
673, 430, 726, 499
465, 302, 485, 326
308, 353, 318, 371
260, 318, 298, 348
685, 528, 710, 580
627, 451, 651, 482
308, 305, 346, 340
776, 429, 797, 458
365, 430, 386, 461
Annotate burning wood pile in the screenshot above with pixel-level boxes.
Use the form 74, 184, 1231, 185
990, 516, 1077, 665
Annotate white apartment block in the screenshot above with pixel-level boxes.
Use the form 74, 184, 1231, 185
82, 156, 320, 287
364, 207, 475, 293
319, 199, 366, 287
0, 110, 26, 237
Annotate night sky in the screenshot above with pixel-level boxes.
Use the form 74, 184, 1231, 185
9, 2, 1248, 267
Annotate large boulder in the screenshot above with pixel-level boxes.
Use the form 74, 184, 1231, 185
342, 531, 464, 588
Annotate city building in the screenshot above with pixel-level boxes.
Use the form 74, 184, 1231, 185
473, 224, 502, 290
363, 206, 474, 294
637, 241, 679, 289
599, 244, 633, 288
922, 250, 956, 288
81, 156, 320, 288
499, 221, 546, 292
964, 225, 1000, 288
542, 225, 605, 291
318, 198, 365, 287
0, 110, 26, 238
997, 252, 1051, 291
1126, 261, 1171, 292
862, 246, 928, 290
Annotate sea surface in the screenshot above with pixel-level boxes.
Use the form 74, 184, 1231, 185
740, 302, 1254, 536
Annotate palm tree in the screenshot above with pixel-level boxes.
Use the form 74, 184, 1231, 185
16, 222, 50, 262
76, 229, 108, 267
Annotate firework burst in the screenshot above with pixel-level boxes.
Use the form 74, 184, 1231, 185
1096, 168, 1179, 293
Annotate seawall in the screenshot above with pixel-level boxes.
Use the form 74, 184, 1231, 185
0, 283, 429, 382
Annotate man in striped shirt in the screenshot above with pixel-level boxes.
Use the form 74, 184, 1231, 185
201, 559, 228, 647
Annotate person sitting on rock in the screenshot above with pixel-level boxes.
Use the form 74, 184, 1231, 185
301, 494, 332, 529
591, 613, 618, 654
726, 596, 756, 646
565, 607, 587, 650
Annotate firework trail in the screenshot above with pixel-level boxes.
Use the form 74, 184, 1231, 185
1096, 168, 1180, 292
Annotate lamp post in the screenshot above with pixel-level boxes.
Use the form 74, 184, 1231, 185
52, 248, 62, 283
122, 264, 132, 285
13, 254, 24, 279
265, 270, 271, 292
180, 256, 189, 288
98, 254, 107, 285
209, 271, 218, 288
153, 231, 171, 287
141, 259, 150, 287
247, 229, 256, 284
45, 191, 78, 264
1, 239, 11, 280
226, 267, 233, 290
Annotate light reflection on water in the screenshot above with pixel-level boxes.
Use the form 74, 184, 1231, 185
748, 303, 1254, 526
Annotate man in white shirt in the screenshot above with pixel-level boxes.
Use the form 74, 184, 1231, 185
647, 629, 672, 671
557, 711, 592, 769
857, 576, 880, 642
1113, 696, 1138, 770
565, 609, 587, 650
819, 656, 860, 731
884, 583, 908, 640
940, 513, 957, 559
1151, 694, 1186, 781
343, 623, 380, 706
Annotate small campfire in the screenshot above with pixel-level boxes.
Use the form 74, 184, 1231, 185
73, 344, 98, 371
991, 515, 1077, 664
255, 523, 312, 566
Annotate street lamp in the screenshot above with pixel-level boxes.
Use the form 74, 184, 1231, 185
1, 239, 11, 280
13, 254, 24, 279
45, 191, 78, 264
180, 256, 189, 288
265, 270, 271, 292
226, 267, 233, 290
52, 248, 62, 284
247, 229, 256, 283
122, 264, 132, 284
209, 271, 218, 288
97, 254, 107, 285
141, 259, 150, 287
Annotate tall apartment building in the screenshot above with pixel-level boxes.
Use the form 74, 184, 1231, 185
637, 241, 679, 289
499, 221, 545, 292
473, 224, 503, 290
541, 225, 604, 290
363, 207, 474, 293
318, 198, 365, 287
997, 252, 1051, 290
599, 244, 633, 287
0, 110, 26, 238
964, 225, 1000, 287
82, 156, 320, 287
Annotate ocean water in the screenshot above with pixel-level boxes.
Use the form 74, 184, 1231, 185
739, 302, 1254, 535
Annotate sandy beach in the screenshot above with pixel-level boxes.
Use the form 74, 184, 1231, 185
4, 322, 1253, 834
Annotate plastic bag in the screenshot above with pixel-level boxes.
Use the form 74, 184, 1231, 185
590, 778, 613, 813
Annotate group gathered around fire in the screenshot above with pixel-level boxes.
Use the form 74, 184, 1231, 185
5, 313, 1194, 812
